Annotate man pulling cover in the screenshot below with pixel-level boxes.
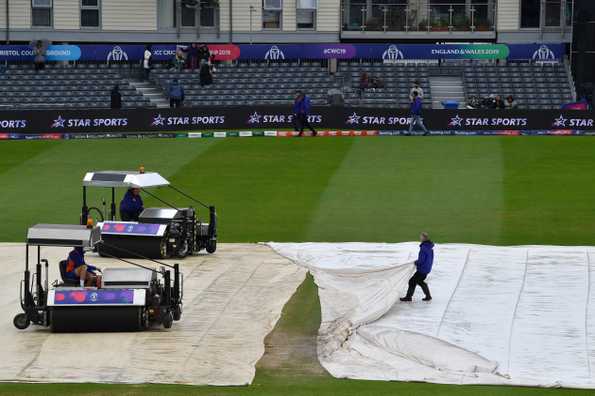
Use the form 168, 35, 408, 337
401, 232, 434, 302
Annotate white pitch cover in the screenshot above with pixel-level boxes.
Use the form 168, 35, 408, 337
268, 242, 595, 389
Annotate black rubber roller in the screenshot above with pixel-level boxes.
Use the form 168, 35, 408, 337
98, 234, 166, 259
50, 307, 143, 332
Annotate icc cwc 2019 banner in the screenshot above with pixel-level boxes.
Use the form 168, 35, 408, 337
0, 107, 594, 137
0, 43, 565, 62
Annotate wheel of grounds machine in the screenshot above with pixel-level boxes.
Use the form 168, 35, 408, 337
13, 313, 30, 330
162, 310, 174, 329
160, 238, 169, 259
173, 304, 183, 321
206, 239, 217, 254
176, 240, 189, 258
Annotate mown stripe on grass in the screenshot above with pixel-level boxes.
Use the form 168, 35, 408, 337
0, 139, 216, 241
165, 138, 355, 242
0, 141, 59, 177
501, 137, 595, 245
306, 137, 504, 244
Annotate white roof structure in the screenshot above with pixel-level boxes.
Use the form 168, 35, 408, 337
27, 224, 101, 247
82, 171, 170, 188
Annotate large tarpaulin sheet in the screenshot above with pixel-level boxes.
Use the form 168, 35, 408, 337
268, 242, 595, 389
0, 243, 306, 385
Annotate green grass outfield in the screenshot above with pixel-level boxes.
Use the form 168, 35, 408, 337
1, 137, 595, 395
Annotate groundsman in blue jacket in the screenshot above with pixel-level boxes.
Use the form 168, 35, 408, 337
292, 91, 317, 137
401, 232, 434, 302
119, 188, 144, 221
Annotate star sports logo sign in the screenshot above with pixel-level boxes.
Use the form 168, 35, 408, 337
382, 45, 404, 61
264, 45, 285, 60
448, 114, 528, 128
52, 115, 66, 128
152, 114, 165, 126
248, 112, 262, 124
553, 115, 567, 128
449, 114, 464, 127
107, 46, 129, 62
347, 112, 361, 125
552, 114, 594, 128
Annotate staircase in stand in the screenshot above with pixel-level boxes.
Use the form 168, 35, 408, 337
429, 76, 466, 109
129, 80, 169, 108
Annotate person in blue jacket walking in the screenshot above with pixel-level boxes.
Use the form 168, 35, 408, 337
119, 188, 144, 221
293, 91, 317, 137
408, 91, 429, 135
168, 79, 185, 108
401, 232, 434, 302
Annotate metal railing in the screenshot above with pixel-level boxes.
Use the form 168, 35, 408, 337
342, 2, 495, 32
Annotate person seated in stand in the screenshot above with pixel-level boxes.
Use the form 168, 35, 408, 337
359, 72, 370, 98
494, 95, 506, 109
505, 95, 518, 109
119, 187, 144, 221
370, 76, 384, 89
65, 247, 101, 288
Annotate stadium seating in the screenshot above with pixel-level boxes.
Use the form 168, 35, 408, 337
463, 63, 573, 109
0, 63, 152, 110
343, 62, 433, 108
150, 61, 344, 107
0, 61, 575, 110
343, 62, 573, 109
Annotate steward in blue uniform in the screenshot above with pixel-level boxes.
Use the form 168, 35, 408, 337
401, 232, 434, 302
293, 91, 317, 137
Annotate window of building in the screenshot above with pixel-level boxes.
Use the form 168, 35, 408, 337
200, 0, 216, 27
545, 0, 561, 26
31, 0, 52, 27
181, 0, 197, 26
81, 0, 100, 28
296, 0, 316, 29
175, 0, 216, 27
565, 0, 573, 26
263, 0, 282, 29
520, 0, 541, 28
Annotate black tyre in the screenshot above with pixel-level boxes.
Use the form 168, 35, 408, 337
138, 308, 149, 330
13, 313, 30, 330
176, 240, 189, 258
162, 311, 174, 329
173, 304, 183, 321
206, 240, 217, 254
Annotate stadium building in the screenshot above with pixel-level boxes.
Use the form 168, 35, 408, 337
0, 0, 592, 119
0, 0, 579, 43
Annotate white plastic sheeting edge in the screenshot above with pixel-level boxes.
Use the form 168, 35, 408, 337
0, 243, 306, 385
267, 242, 595, 389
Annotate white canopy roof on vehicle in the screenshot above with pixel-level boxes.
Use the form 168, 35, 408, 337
82, 171, 170, 188
26, 224, 101, 247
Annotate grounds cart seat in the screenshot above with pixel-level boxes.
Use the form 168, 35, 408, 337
58, 260, 79, 287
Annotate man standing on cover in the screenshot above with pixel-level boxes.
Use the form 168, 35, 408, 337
293, 91, 317, 137
401, 232, 434, 302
